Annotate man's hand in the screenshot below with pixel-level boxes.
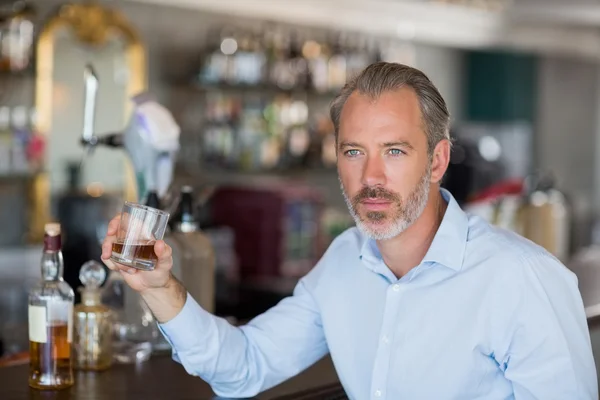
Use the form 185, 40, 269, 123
101, 214, 186, 323
100, 215, 173, 293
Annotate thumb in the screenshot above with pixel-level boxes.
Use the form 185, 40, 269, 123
154, 240, 166, 257
154, 240, 173, 271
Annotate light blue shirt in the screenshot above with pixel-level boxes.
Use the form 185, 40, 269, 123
159, 189, 597, 399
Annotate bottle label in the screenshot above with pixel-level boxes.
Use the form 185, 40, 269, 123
28, 305, 47, 343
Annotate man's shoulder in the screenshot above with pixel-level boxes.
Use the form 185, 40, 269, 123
464, 214, 576, 284
317, 226, 365, 269
299, 227, 363, 289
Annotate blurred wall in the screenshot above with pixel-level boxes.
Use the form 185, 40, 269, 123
535, 55, 599, 249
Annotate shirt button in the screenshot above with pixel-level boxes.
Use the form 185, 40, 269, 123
375, 389, 382, 397
382, 335, 389, 344
392, 284, 400, 292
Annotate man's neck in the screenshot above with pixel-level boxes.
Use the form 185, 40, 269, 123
377, 188, 447, 279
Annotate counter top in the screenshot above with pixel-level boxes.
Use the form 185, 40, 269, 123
3, 318, 600, 399
0, 355, 341, 400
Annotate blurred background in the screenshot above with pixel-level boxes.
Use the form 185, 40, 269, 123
2, 0, 600, 366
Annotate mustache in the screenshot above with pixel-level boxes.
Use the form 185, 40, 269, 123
352, 186, 400, 205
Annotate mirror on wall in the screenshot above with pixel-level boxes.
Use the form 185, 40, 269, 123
30, 1, 146, 241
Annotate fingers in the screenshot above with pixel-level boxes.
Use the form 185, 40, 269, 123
101, 215, 121, 260
101, 239, 113, 262
154, 240, 173, 272
106, 215, 122, 236
102, 251, 138, 275
101, 214, 126, 272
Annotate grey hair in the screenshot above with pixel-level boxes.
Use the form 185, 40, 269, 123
329, 61, 451, 154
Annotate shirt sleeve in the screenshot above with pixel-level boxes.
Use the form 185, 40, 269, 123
157, 277, 329, 398
498, 252, 598, 399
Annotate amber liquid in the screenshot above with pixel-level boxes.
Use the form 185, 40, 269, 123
29, 323, 74, 390
111, 241, 158, 270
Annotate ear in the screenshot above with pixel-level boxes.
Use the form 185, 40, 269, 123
430, 139, 451, 184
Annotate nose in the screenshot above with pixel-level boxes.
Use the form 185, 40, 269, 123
361, 154, 386, 187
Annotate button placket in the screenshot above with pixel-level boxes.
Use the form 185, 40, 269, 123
369, 283, 404, 400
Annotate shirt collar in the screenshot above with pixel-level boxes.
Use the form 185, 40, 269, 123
421, 188, 468, 271
359, 188, 469, 273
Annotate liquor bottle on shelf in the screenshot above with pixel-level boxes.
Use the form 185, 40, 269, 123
28, 223, 75, 390
0, 106, 11, 174
73, 260, 112, 371
0, 1, 35, 72
304, 38, 329, 93
10, 105, 30, 173
233, 28, 266, 86
327, 34, 348, 91
199, 26, 237, 85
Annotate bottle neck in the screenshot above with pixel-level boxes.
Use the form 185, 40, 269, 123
81, 288, 101, 306
175, 190, 198, 232
175, 221, 198, 233
41, 250, 64, 281
145, 191, 161, 209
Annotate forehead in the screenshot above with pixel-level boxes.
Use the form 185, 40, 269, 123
338, 88, 425, 142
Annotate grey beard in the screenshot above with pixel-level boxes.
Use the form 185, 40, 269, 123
340, 166, 431, 240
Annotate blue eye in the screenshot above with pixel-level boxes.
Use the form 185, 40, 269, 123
389, 148, 404, 156
345, 149, 361, 157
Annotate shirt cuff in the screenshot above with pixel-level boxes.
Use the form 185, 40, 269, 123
157, 292, 212, 352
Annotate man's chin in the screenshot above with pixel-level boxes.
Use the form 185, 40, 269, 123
356, 219, 399, 240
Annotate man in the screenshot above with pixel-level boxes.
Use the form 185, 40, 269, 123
102, 62, 597, 399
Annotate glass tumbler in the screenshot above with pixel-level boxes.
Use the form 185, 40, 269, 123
110, 202, 169, 271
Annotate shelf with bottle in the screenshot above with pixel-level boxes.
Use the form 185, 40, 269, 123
188, 79, 341, 99
0, 1, 36, 76
191, 24, 381, 99
0, 65, 34, 78
0, 105, 45, 179
196, 90, 338, 175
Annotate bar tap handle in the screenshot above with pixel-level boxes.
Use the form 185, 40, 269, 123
81, 64, 99, 148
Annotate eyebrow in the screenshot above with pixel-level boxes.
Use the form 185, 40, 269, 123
382, 141, 415, 150
338, 141, 415, 150
338, 141, 362, 149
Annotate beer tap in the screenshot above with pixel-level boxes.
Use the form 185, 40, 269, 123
81, 64, 123, 153
78, 63, 180, 203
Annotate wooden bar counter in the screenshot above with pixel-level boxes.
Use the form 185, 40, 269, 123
0, 355, 341, 400
4, 313, 600, 399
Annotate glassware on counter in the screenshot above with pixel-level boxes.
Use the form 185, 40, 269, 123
28, 223, 75, 390
73, 260, 112, 371
100, 271, 157, 364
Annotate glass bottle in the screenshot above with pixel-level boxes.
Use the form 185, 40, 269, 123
170, 186, 216, 312
73, 260, 112, 371
28, 223, 75, 390
2, 1, 35, 72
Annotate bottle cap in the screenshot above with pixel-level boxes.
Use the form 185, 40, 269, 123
44, 223, 61, 236
43, 223, 61, 251
79, 260, 107, 306
79, 260, 106, 289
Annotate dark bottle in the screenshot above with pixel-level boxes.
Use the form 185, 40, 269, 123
170, 186, 216, 312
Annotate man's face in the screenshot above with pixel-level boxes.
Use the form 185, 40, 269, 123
337, 88, 436, 240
